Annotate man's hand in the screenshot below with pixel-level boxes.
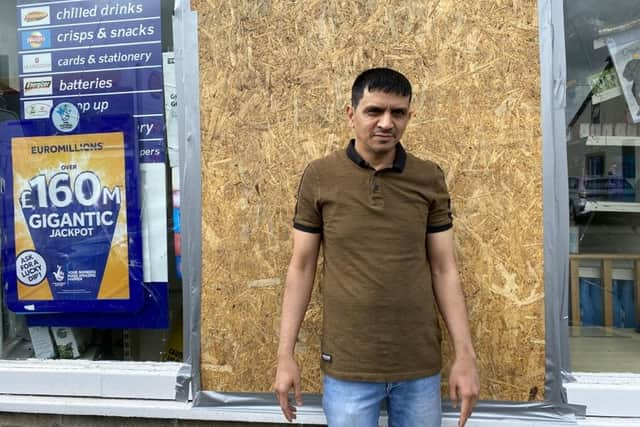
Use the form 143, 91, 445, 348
274, 230, 320, 422
449, 354, 480, 427
274, 355, 303, 422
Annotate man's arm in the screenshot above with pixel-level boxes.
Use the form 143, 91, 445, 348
427, 228, 479, 427
274, 229, 322, 422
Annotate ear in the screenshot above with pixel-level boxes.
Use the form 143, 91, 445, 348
346, 104, 355, 128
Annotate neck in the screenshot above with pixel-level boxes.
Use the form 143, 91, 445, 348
354, 140, 396, 170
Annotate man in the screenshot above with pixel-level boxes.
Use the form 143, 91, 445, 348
274, 68, 479, 427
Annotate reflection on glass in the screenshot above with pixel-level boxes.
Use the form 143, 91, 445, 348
565, 0, 640, 374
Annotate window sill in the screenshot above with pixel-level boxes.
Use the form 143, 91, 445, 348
0, 359, 186, 400
0, 393, 638, 426
566, 372, 640, 417
0, 394, 327, 424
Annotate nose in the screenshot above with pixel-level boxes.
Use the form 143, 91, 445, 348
377, 111, 393, 130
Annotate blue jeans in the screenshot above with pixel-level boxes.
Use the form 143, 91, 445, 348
322, 373, 442, 427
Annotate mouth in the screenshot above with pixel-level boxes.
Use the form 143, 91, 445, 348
373, 134, 395, 142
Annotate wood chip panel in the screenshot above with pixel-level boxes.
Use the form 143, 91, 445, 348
194, 0, 544, 401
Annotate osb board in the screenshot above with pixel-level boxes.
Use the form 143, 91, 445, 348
194, 0, 544, 401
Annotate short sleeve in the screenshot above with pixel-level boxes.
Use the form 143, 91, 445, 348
427, 165, 453, 233
293, 163, 322, 233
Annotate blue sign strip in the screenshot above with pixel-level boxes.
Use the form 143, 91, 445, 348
17, 0, 161, 27
22, 93, 165, 129
139, 139, 166, 163
19, 43, 162, 74
20, 67, 163, 97
134, 116, 164, 139
19, 19, 162, 50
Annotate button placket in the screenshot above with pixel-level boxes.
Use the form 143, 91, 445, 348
369, 171, 384, 207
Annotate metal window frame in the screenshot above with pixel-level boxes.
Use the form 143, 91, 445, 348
187, 0, 585, 422
174, 0, 201, 399
539, 0, 572, 404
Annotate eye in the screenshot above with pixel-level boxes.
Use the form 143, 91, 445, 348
364, 108, 383, 116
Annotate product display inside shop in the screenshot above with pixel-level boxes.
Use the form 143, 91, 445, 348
0, 0, 183, 362
564, 0, 640, 373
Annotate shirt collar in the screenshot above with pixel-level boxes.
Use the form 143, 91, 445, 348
346, 139, 406, 172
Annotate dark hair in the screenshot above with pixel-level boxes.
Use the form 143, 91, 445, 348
351, 67, 412, 107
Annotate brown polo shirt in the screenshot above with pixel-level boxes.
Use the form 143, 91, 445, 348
293, 140, 453, 382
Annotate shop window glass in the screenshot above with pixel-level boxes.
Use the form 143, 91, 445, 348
565, 0, 640, 373
0, 0, 183, 363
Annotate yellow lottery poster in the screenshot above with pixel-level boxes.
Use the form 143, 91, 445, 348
1, 124, 143, 313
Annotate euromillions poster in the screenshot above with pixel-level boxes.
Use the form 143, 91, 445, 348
0, 116, 144, 314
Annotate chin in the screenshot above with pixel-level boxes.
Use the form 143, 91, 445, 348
375, 139, 397, 147
372, 144, 396, 154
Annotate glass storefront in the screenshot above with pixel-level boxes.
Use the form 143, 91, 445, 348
565, 0, 640, 373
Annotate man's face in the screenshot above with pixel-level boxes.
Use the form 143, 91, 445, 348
347, 88, 412, 158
